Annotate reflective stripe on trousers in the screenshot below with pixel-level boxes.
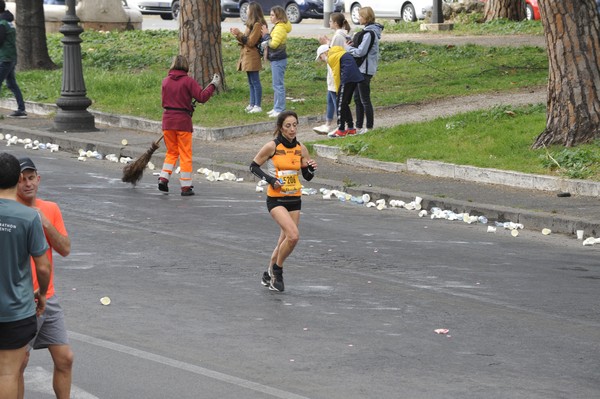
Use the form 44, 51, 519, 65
160, 129, 193, 187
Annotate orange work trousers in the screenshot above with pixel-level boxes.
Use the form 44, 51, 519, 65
160, 130, 193, 188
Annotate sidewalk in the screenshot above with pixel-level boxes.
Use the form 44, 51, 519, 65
0, 102, 598, 239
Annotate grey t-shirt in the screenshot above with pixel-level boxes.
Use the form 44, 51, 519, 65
0, 199, 48, 322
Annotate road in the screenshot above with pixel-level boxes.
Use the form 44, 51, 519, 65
143, 15, 332, 37
4, 146, 599, 398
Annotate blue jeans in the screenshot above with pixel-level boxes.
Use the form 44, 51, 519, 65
247, 71, 262, 107
270, 58, 287, 112
326, 90, 337, 122
0, 61, 25, 112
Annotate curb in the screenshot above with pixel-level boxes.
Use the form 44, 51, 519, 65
313, 144, 600, 197
0, 99, 320, 141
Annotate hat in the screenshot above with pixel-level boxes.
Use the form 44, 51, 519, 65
19, 157, 37, 172
315, 44, 329, 61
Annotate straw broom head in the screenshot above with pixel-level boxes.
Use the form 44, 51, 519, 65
121, 136, 163, 186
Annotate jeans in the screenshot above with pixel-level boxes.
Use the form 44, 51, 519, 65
354, 74, 373, 129
270, 58, 287, 112
337, 82, 357, 130
247, 71, 262, 107
0, 61, 25, 112
326, 90, 337, 122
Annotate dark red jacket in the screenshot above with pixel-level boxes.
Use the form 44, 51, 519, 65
161, 69, 215, 132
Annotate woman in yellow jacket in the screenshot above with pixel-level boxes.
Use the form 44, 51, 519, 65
261, 6, 292, 118
230, 2, 267, 114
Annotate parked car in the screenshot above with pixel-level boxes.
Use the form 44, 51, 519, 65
123, 0, 239, 21
239, 0, 345, 24
479, 0, 539, 21
171, 0, 240, 20
524, 0, 539, 21
348, 0, 434, 24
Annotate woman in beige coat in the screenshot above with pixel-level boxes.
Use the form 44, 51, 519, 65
230, 2, 267, 114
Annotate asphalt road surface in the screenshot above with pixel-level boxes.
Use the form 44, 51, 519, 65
5, 147, 599, 399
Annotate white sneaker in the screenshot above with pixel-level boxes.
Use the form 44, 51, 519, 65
268, 111, 280, 118
313, 124, 331, 135
266, 109, 275, 115
245, 104, 254, 112
248, 106, 263, 114
357, 128, 370, 135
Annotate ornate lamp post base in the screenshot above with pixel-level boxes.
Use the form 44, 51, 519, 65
54, 0, 96, 132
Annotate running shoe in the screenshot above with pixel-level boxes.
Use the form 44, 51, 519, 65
346, 128, 357, 136
269, 264, 284, 292
313, 124, 331, 135
328, 129, 348, 138
261, 271, 271, 287
248, 106, 263, 114
357, 128, 370, 135
245, 104, 254, 112
8, 110, 27, 119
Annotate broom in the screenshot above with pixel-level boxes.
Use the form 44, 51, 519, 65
121, 135, 164, 186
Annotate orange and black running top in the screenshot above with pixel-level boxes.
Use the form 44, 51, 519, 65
266, 135, 303, 198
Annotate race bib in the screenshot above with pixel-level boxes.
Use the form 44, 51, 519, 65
278, 170, 301, 195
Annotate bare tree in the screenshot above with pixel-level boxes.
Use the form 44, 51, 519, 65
483, 0, 526, 21
15, 0, 56, 70
532, 0, 600, 148
179, 0, 225, 91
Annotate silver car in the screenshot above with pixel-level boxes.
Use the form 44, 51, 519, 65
348, 0, 434, 24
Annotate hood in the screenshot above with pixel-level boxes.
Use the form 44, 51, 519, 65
0, 10, 14, 22
364, 22, 384, 39
279, 21, 292, 33
168, 69, 188, 80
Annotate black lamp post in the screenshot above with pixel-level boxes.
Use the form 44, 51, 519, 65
54, 0, 95, 132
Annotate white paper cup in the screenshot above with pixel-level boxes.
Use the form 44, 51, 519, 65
576, 230, 584, 240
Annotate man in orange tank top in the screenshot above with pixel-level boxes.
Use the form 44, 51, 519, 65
16, 157, 73, 399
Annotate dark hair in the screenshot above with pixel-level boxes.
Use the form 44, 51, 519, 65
0, 1, 5, 13
273, 111, 298, 136
330, 12, 350, 33
0, 152, 21, 189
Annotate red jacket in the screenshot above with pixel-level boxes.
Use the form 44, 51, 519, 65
161, 69, 215, 132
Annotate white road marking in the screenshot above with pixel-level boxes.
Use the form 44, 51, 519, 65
69, 331, 312, 399
25, 366, 100, 399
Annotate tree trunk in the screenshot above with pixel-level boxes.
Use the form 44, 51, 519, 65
532, 0, 600, 148
484, 0, 526, 21
179, 0, 225, 91
15, 0, 57, 70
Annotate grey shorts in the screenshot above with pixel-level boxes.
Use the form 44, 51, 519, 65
30, 295, 69, 350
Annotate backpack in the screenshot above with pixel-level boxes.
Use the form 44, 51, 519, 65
351, 30, 376, 68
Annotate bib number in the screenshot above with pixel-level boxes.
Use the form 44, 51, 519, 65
278, 170, 301, 195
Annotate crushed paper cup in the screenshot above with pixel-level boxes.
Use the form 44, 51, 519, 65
434, 329, 449, 334
418, 210, 428, 217
511, 230, 519, 237
77, 156, 87, 162
255, 186, 264, 193
366, 202, 376, 208
583, 237, 600, 246
487, 226, 497, 233
121, 139, 128, 146
576, 230, 584, 240
362, 193, 370, 203
542, 228, 551, 235
147, 162, 155, 170
100, 296, 111, 306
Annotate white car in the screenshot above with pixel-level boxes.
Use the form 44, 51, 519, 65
122, 0, 176, 20
348, 0, 434, 24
